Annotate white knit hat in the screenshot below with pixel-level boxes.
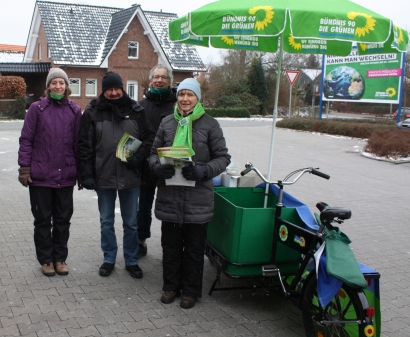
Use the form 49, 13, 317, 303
46, 68, 69, 87
177, 78, 201, 100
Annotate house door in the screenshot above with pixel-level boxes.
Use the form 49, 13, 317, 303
127, 81, 138, 101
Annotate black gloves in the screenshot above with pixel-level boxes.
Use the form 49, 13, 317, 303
126, 153, 142, 169
82, 177, 96, 190
152, 162, 175, 179
182, 165, 210, 182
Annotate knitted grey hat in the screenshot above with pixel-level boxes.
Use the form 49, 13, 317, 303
46, 68, 69, 87
177, 78, 201, 100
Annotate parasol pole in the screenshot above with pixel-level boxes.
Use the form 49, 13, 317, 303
264, 32, 284, 208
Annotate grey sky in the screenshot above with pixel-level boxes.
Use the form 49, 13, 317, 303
1, 0, 408, 64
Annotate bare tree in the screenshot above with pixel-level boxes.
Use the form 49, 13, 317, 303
134, 67, 152, 94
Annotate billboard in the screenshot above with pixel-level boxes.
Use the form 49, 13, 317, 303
322, 49, 404, 103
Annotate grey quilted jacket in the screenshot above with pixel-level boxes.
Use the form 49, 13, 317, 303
149, 113, 231, 224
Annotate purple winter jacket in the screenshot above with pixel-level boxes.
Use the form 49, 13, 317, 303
18, 96, 82, 188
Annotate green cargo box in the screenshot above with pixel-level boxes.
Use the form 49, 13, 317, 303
207, 187, 307, 277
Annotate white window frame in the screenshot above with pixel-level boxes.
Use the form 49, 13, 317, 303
128, 41, 139, 59
47, 44, 51, 58
38, 43, 42, 60
85, 79, 97, 97
69, 78, 81, 97
127, 81, 138, 100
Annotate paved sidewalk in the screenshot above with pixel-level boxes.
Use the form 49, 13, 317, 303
1, 121, 409, 336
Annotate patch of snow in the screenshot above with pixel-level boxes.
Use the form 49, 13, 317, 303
360, 151, 410, 164
0, 52, 24, 62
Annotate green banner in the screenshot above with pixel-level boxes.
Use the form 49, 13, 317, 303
169, 0, 408, 54
210, 35, 278, 52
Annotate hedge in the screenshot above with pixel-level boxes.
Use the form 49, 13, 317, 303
205, 107, 250, 118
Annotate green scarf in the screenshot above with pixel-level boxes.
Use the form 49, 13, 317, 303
50, 92, 65, 100
150, 87, 169, 95
172, 103, 205, 156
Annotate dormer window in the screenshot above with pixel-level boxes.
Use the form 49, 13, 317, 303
47, 44, 51, 58
38, 43, 42, 60
128, 41, 139, 59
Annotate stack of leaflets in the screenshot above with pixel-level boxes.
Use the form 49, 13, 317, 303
116, 133, 142, 162
157, 146, 195, 186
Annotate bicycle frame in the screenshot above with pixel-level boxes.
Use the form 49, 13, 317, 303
251, 165, 325, 298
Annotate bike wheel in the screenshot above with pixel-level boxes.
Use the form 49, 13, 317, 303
302, 275, 365, 337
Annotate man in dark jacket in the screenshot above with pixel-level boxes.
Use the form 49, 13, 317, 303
137, 64, 176, 258
78, 71, 155, 278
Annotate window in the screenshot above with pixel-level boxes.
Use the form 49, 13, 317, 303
38, 43, 42, 60
47, 44, 51, 58
85, 79, 97, 97
128, 41, 139, 59
127, 81, 138, 100
69, 78, 81, 96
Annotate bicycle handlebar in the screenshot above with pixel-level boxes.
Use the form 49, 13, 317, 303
311, 169, 330, 180
240, 162, 330, 186
240, 166, 253, 176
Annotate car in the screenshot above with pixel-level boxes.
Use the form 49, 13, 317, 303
396, 118, 410, 130
25, 93, 34, 109
393, 107, 410, 118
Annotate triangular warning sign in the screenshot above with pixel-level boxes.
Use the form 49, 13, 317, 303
285, 70, 300, 85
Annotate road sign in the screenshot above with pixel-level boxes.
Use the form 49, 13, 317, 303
286, 70, 300, 85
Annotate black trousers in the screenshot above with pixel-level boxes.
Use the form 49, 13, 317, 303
161, 222, 208, 298
137, 185, 156, 241
29, 186, 74, 265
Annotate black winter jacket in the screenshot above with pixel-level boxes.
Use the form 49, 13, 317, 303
149, 113, 231, 224
79, 93, 155, 190
138, 88, 176, 186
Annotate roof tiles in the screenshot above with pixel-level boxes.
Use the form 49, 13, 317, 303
35, 1, 205, 71
0, 62, 50, 72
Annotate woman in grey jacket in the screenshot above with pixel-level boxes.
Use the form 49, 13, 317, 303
149, 78, 231, 309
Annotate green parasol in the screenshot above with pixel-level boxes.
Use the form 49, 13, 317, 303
169, 0, 408, 188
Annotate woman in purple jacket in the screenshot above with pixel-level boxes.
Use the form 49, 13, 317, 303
18, 68, 82, 277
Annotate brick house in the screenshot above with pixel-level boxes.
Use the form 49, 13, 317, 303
22, 1, 206, 110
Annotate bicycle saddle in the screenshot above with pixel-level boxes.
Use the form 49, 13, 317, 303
316, 202, 352, 221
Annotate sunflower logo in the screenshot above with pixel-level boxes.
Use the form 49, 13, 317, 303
359, 43, 367, 52
394, 25, 404, 45
347, 12, 376, 37
386, 87, 396, 97
221, 36, 235, 46
249, 6, 274, 31
288, 36, 302, 50
364, 325, 375, 337
279, 225, 288, 241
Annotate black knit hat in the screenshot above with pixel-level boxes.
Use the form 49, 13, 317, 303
102, 72, 123, 92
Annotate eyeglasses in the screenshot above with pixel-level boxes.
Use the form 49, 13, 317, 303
152, 75, 169, 80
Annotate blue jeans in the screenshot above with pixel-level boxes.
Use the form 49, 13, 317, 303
96, 187, 140, 266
